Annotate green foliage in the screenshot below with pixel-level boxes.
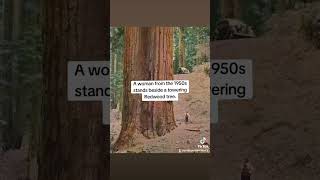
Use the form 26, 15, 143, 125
111, 27, 124, 58
110, 27, 124, 110
16, 23, 42, 151
17, 25, 42, 88
111, 70, 123, 108
211, 0, 222, 40
241, 0, 273, 35
173, 28, 180, 73
1, 17, 42, 151
183, 27, 209, 71
172, 27, 210, 73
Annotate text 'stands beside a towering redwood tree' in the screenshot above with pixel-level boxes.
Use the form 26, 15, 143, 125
39, 1, 108, 180
113, 27, 176, 151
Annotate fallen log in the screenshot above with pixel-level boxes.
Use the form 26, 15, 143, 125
185, 128, 201, 132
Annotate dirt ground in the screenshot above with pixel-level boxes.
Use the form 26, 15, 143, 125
210, 3, 320, 180
111, 64, 211, 153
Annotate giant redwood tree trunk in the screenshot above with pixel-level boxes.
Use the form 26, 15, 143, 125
39, 1, 108, 180
113, 27, 176, 151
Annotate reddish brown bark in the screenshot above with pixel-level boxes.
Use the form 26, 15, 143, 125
113, 27, 176, 151
39, 1, 108, 180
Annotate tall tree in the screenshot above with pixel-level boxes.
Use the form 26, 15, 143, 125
111, 52, 118, 109
178, 27, 186, 67
12, 0, 22, 40
113, 27, 176, 151
110, 28, 117, 109
1, 0, 24, 151
110, 27, 124, 110
39, 1, 108, 180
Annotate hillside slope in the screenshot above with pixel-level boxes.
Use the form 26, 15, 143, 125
210, 3, 320, 180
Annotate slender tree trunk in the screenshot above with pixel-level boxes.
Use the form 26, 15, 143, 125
221, 0, 241, 18
113, 27, 176, 151
112, 53, 118, 109
27, 94, 41, 180
113, 53, 117, 74
233, 0, 241, 19
3, 0, 23, 150
0, 0, 5, 40
12, 0, 22, 40
178, 27, 186, 67
12, 0, 24, 150
221, 0, 234, 18
117, 87, 123, 111
39, 1, 108, 180
113, 53, 118, 109
111, 49, 117, 109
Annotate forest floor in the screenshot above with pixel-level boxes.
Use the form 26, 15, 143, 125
111, 64, 211, 153
210, 2, 320, 180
